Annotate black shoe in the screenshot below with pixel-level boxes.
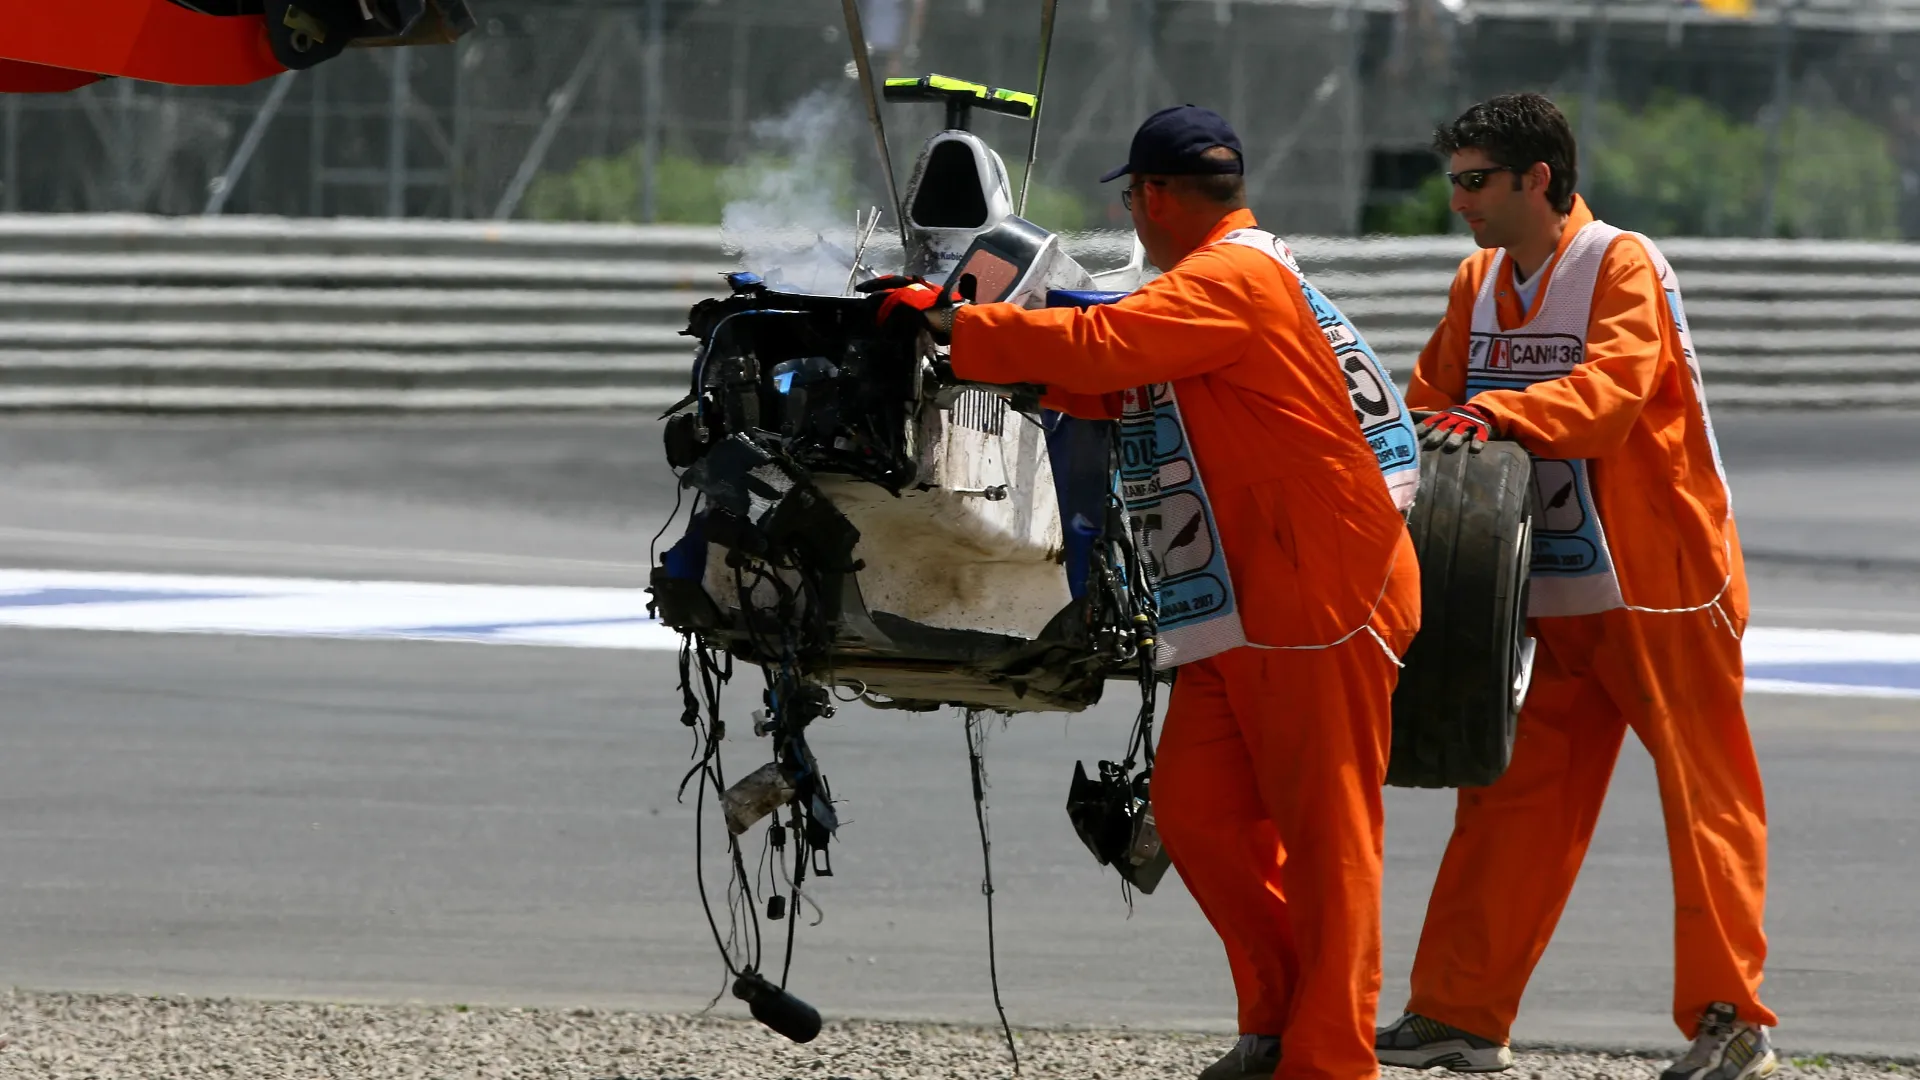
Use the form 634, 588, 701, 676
1375, 1012, 1513, 1072
1198, 1034, 1281, 1080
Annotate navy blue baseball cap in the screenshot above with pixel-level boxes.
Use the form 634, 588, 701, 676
1099, 105, 1245, 183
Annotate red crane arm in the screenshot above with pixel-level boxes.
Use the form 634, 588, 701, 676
1, 1, 285, 90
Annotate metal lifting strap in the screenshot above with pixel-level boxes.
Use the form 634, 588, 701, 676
1016, 0, 1058, 218
839, 0, 909, 250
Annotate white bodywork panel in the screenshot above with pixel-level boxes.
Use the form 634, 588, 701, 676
902, 131, 1016, 281
819, 392, 1070, 640
1000, 230, 1099, 304
1089, 233, 1150, 292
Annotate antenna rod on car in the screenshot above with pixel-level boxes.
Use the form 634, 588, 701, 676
840, 0, 910, 251
1015, 0, 1059, 218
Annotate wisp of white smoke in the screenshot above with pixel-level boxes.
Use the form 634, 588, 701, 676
721, 88, 887, 293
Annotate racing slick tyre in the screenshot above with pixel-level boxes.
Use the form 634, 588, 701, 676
1387, 438, 1535, 789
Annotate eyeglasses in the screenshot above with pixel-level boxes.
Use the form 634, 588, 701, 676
1120, 180, 1164, 211
1446, 165, 1519, 192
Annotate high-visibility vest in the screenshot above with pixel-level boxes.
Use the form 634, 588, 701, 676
1122, 228, 1418, 667
1464, 219, 1730, 617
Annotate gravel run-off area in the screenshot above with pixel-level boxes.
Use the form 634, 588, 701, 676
2, 991, 1915, 1080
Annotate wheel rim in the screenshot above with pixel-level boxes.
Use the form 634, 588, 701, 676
1512, 635, 1537, 713
1508, 517, 1535, 716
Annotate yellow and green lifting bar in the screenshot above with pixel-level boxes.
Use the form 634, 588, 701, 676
882, 74, 1037, 130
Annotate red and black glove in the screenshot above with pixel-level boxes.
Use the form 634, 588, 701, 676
1419, 403, 1498, 453
856, 275, 955, 342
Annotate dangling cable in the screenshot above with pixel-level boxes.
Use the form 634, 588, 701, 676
1117, 481, 1163, 916
676, 638, 766, 998
647, 482, 688, 570
1114, 654, 1158, 918
964, 709, 1020, 1074
777, 812, 826, 930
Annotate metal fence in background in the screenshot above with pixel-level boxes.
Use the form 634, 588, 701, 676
3, 0, 1919, 240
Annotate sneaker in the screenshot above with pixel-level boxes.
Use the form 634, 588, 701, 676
1375, 1012, 1513, 1072
1659, 1003, 1778, 1080
1198, 1033, 1281, 1080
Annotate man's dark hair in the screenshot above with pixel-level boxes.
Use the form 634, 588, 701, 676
1432, 93, 1578, 214
1148, 146, 1247, 209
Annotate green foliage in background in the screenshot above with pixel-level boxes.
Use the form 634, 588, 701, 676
525, 147, 729, 224
716, 149, 858, 227
1574, 93, 1901, 240
1767, 107, 1902, 239
1572, 94, 1755, 237
1009, 167, 1094, 233
1364, 172, 1452, 236
1362, 93, 1901, 240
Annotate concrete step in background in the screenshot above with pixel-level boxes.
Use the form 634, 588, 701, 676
0, 214, 1911, 409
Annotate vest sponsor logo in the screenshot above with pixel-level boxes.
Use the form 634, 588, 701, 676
1118, 381, 1241, 650
1371, 430, 1416, 466
1147, 491, 1214, 579
1274, 239, 1302, 274
1156, 572, 1230, 621
1532, 459, 1587, 533
1343, 352, 1399, 423
1531, 534, 1602, 574
1472, 332, 1584, 373
1220, 228, 1301, 274
1126, 490, 1215, 582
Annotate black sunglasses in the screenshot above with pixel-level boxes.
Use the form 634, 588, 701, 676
1447, 165, 1521, 192
1119, 180, 1165, 211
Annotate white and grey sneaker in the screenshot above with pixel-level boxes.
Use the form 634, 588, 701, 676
1376, 1012, 1513, 1072
1198, 1033, 1281, 1080
1660, 1003, 1777, 1080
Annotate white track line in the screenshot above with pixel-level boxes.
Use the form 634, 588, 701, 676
0, 568, 676, 650
1, 568, 1917, 699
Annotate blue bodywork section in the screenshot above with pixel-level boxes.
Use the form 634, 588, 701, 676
662, 517, 708, 582
1041, 289, 1130, 599
1045, 289, 1132, 309
1043, 416, 1112, 600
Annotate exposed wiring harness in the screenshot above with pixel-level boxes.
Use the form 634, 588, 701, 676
965, 708, 1020, 1073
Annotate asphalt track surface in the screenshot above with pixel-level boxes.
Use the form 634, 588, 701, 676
1, 412, 1918, 1057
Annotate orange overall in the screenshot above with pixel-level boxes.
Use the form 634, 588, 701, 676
3, 2, 284, 90
1402, 196, 1775, 1041
953, 209, 1420, 1080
